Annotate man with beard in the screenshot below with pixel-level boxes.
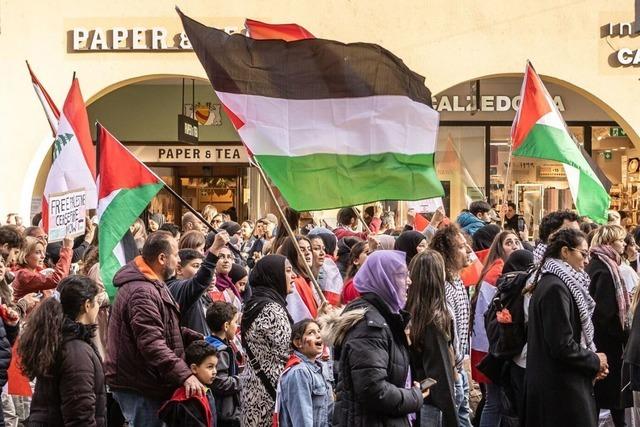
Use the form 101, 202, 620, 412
105, 231, 206, 427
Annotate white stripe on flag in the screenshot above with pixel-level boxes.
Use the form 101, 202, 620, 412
33, 83, 59, 134
44, 112, 97, 209
97, 188, 121, 220
217, 92, 439, 157
471, 281, 498, 353
113, 240, 126, 268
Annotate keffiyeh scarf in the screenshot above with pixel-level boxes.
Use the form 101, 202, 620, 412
541, 258, 596, 351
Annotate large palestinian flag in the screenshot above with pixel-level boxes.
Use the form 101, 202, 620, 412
97, 124, 163, 298
511, 62, 611, 223
178, 9, 443, 211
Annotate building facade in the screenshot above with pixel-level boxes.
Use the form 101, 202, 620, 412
2, 0, 640, 228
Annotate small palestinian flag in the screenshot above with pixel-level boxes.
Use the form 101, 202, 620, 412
97, 124, 163, 298
178, 9, 443, 211
511, 61, 611, 223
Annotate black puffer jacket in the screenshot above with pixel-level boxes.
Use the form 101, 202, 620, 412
0, 318, 18, 388
28, 319, 106, 426
327, 293, 422, 427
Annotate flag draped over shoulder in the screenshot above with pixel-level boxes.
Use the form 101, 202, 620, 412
511, 62, 611, 223
178, 9, 443, 211
97, 125, 163, 298
42, 79, 97, 233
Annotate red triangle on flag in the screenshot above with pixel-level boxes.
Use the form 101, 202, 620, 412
97, 125, 161, 199
510, 62, 553, 151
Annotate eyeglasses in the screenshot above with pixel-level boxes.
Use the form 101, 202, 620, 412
571, 248, 590, 260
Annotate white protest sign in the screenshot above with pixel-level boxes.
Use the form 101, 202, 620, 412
48, 189, 86, 242
407, 197, 444, 214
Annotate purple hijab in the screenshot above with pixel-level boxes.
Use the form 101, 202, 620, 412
354, 250, 409, 313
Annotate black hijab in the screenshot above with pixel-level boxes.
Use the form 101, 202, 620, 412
241, 254, 291, 332
472, 224, 501, 251
394, 230, 426, 265
502, 249, 534, 274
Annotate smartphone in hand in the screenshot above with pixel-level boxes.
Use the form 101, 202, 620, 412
420, 378, 437, 392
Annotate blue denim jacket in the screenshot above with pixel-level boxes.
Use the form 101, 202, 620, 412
278, 351, 333, 427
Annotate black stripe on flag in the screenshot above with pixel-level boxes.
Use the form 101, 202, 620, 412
177, 9, 432, 105
579, 144, 612, 192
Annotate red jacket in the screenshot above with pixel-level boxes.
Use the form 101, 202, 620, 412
12, 247, 71, 301
105, 256, 196, 400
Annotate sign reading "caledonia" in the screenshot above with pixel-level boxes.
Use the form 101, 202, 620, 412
431, 95, 565, 112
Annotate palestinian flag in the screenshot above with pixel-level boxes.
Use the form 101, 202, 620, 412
178, 9, 443, 211
511, 62, 611, 223
470, 258, 504, 383
42, 78, 97, 233
97, 124, 163, 298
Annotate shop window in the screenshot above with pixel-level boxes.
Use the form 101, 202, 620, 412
592, 126, 635, 213
489, 126, 584, 237
149, 167, 176, 224
435, 126, 485, 217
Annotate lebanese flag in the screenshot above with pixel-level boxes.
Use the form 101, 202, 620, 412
511, 61, 611, 223
245, 18, 314, 41
42, 79, 97, 233
97, 124, 164, 298
470, 258, 504, 383
178, 9, 443, 211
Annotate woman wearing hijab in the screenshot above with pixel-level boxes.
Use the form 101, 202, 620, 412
526, 228, 608, 427
394, 230, 428, 266
587, 225, 632, 425
240, 255, 293, 427
372, 234, 396, 251
325, 250, 425, 426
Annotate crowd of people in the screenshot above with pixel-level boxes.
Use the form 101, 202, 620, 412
0, 200, 639, 426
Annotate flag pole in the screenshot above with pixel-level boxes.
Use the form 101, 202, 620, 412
95, 120, 216, 234
253, 158, 327, 304
352, 207, 371, 235
500, 140, 514, 228
160, 184, 218, 234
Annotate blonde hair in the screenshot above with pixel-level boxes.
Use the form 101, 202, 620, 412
17, 237, 44, 267
202, 205, 218, 223
590, 224, 626, 247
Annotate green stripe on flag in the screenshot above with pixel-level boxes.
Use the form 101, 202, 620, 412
99, 183, 163, 299
256, 152, 443, 211
514, 123, 609, 223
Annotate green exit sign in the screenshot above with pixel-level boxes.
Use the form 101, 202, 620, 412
604, 151, 613, 160
610, 127, 627, 137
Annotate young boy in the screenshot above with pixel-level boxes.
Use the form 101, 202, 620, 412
159, 341, 218, 427
205, 301, 241, 427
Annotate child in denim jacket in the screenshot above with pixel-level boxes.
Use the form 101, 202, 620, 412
274, 319, 333, 427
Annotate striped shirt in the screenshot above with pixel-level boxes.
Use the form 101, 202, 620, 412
446, 276, 470, 364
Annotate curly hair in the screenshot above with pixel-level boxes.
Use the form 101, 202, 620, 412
429, 224, 466, 281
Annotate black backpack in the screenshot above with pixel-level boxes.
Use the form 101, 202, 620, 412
484, 268, 533, 359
